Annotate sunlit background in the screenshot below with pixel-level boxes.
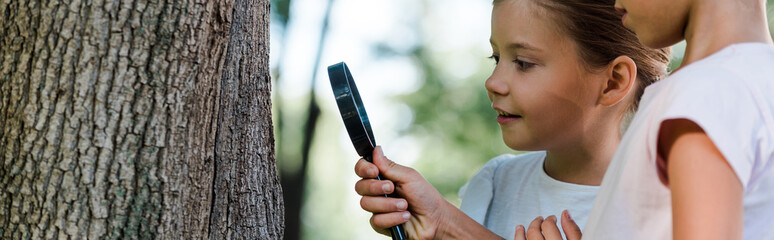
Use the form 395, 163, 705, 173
270, 0, 774, 239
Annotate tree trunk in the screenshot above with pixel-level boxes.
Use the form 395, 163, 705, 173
0, 0, 283, 239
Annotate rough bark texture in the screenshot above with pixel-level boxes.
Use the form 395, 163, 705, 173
209, 0, 283, 239
0, 0, 283, 239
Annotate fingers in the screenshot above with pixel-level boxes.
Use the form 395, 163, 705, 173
370, 212, 411, 231
541, 215, 562, 240
360, 196, 408, 213
356, 146, 419, 184
526, 216, 545, 240
515, 214, 576, 240
355, 179, 394, 196
561, 210, 583, 240
514, 225, 526, 240
355, 158, 379, 178
368, 215, 394, 236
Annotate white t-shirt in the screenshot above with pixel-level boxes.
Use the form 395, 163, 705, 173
459, 152, 599, 240
583, 43, 774, 240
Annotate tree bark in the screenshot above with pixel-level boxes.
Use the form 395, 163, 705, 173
0, 0, 283, 239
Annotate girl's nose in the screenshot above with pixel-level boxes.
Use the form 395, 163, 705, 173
485, 67, 509, 98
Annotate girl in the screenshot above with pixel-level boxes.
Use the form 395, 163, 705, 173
353, 0, 670, 239
537, 0, 774, 239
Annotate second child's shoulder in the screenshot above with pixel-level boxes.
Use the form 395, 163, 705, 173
642, 43, 774, 132
671, 43, 774, 88
651, 43, 774, 107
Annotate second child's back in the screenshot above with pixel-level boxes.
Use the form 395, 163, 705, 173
585, 42, 774, 240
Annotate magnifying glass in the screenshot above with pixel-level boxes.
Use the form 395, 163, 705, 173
328, 62, 408, 240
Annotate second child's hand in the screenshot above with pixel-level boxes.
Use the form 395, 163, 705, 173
354, 146, 504, 240
513, 210, 582, 240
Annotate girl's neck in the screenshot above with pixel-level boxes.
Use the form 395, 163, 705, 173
543, 121, 619, 186
681, 0, 773, 68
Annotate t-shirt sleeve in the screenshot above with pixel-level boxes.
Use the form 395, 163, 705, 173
458, 155, 509, 224
657, 68, 764, 188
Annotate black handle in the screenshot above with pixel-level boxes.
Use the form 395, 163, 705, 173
365, 155, 408, 240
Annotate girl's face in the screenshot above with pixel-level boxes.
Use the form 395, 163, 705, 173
614, 0, 690, 48
486, 0, 607, 151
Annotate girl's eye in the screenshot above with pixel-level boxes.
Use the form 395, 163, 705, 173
514, 59, 535, 70
488, 55, 500, 64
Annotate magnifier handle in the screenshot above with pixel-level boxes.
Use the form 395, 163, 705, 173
364, 155, 408, 240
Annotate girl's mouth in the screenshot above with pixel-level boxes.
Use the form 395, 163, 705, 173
496, 110, 522, 124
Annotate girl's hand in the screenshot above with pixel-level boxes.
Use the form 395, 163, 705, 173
354, 146, 449, 239
354, 146, 504, 240
514, 210, 582, 240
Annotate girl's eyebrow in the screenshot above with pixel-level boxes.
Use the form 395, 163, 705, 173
489, 39, 542, 52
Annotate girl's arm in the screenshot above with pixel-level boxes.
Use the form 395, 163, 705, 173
658, 119, 744, 240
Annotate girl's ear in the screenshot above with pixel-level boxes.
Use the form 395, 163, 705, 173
599, 56, 637, 107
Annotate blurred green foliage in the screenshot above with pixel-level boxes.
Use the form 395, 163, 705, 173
271, 0, 292, 26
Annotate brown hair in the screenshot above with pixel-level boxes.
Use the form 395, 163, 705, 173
495, 0, 671, 114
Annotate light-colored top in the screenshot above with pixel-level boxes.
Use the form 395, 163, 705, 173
459, 151, 599, 240
583, 43, 774, 240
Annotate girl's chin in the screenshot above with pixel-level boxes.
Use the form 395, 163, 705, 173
501, 135, 541, 151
